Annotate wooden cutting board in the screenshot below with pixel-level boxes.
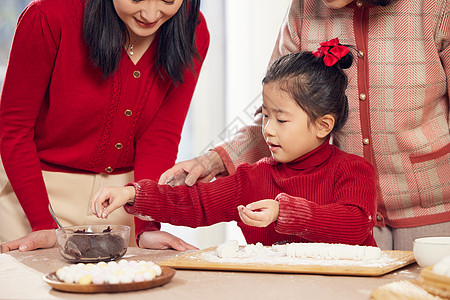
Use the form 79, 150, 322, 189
159, 247, 415, 277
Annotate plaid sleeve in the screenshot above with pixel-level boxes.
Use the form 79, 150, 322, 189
213, 113, 270, 176
437, 2, 450, 125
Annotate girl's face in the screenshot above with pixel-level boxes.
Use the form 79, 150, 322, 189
113, 0, 183, 40
321, 0, 354, 9
261, 82, 326, 163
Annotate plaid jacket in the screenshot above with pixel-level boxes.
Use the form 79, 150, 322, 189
215, 0, 450, 228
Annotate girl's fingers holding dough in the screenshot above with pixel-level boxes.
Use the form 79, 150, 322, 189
95, 188, 113, 218
90, 187, 111, 218
237, 206, 256, 226
90, 188, 102, 216
243, 207, 265, 221
238, 206, 267, 227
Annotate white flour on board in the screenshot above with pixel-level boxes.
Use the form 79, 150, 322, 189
194, 242, 407, 268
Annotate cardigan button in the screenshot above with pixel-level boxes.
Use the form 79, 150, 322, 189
363, 138, 370, 145
105, 166, 113, 173
358, 50, 364, 58
356, 0, 363, 7
133, 71, 141, 78
124, 109, 132, 116
115, 143, 123, 150
359, 93, 366, 101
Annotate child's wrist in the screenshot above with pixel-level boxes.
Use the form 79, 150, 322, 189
124, 186, 136, 205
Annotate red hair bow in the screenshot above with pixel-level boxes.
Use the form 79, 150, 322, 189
312, 38, 350, 67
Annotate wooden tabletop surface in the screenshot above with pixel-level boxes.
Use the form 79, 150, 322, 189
1, 247, 424, 300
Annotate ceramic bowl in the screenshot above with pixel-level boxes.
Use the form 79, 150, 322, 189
56, 225, 130, 263
413, 236, 450, 268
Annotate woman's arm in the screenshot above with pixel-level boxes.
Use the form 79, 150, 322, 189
0, 3, 59, 232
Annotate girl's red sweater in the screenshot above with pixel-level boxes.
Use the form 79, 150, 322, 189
126, 141, 377, 246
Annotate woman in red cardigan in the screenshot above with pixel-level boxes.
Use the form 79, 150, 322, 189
0, 0, 209, 253
91, 42, 377, 247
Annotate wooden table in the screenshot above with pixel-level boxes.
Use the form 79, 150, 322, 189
0, 247, 422, 299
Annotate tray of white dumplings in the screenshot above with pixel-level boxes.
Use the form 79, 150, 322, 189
159, 241, 416, 276
42, 260, 175, 293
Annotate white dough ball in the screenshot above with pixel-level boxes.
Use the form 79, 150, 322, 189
433, 263, 449, 276
364, 246, 381, 260
118, 259, 128, 266
216, 240, 239, 258
294, 243, 305, 258
151, 264, 162, 276
56, 268, 67, 281
286, 243, 296, 257
63, 273, 75, 284
272, 244, 287, 254
433, 255, 450, 276
142, 271, 156, 281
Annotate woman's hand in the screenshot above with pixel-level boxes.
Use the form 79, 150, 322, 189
0, 229, 57, 253
158, 151, 225, 187
238, 199, 279, 227
90, 186, 136, 219
138, 231, 198, 251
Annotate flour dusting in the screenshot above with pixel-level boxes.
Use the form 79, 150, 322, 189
195, 242, 407, 268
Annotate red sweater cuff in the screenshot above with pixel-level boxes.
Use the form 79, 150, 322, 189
127, 182, 161, 246
28, 208, 58, 232
274, 193, 310, 235
32, 219, 58, 232
211, 146, 236, 176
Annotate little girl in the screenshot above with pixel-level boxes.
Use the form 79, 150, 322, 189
91, 39, 377, 247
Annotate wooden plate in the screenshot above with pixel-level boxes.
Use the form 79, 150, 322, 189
371, 280, 438, 300
42, 266, 175, 293
420, 266, 450, 299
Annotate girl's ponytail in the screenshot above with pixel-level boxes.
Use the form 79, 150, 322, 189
337, 51, 353, 70
310, 38, 352, 132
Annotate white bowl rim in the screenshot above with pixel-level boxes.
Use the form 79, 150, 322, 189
414, 236, 450, 245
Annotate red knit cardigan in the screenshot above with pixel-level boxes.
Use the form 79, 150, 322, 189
0, 0, 210, 237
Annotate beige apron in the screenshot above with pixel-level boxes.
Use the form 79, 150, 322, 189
0, 163, 136, 246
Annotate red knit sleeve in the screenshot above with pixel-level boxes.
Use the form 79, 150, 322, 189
133, 12, 210, 239
0, 3, 60, 231
274, 157, 377, 245
125, 165, 253, 228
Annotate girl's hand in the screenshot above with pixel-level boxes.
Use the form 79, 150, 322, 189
90, 186, 136, 219
237, 199, 279, 227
